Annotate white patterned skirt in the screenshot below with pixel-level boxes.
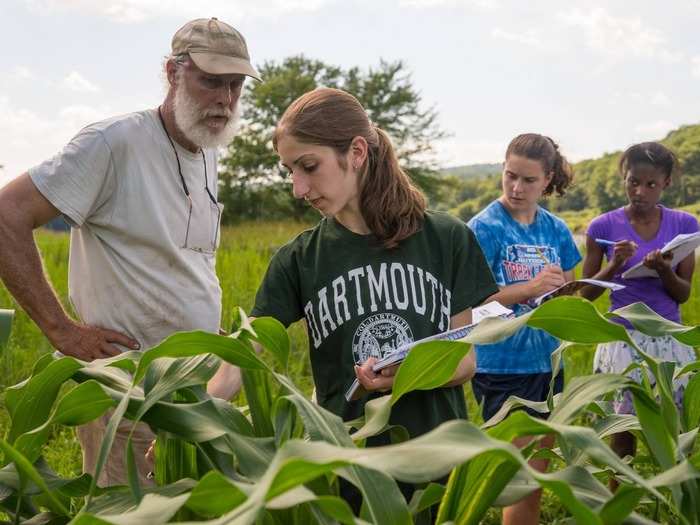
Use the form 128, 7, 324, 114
593, 330, 698, 414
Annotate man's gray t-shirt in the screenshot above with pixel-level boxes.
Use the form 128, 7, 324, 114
29, 109, 222, 350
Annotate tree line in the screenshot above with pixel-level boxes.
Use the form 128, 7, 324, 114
448, 124, 700, 222
212, 55, 700, 224
218, 55, 447, 224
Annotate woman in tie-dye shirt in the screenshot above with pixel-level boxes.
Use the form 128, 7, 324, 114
467, 133, 580, 525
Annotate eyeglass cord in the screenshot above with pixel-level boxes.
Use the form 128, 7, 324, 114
157, 106, 218, 206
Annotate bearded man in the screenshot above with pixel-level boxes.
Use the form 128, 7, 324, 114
0, 18, 260, 485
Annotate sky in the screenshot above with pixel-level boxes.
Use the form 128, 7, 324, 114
2, 0, 700, 186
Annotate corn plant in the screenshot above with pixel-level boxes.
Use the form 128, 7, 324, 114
0, 297, 699, 524
0, 310, 12, 351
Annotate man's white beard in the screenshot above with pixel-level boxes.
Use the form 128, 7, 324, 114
173, 84, 240, 149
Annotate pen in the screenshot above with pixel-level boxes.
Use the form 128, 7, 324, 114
595, 238, 617, 247
534, 246, 549, 264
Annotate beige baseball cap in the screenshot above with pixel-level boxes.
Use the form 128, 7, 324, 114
172, 18, 261, 81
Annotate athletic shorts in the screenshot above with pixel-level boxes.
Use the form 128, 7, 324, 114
471, 370, 564, 422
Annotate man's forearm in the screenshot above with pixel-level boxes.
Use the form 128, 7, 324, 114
0, 216, 72, 342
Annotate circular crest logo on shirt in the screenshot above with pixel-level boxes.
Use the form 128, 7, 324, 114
352, 313, 414, 364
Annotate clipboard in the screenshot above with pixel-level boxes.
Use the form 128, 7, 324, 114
622, 232, 700, 279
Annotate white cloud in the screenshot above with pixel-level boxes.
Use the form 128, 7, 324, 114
24, 0, 329, 22
0, 94, 112, 187
692, 56, 700, 77
436, 138, 504, 167
62, 71, 100, 93
9, 66, 34, 81
650, 92, 671, 107
400, 0, 499, 8
611, 91, 670, 107
491, 27, 542, 48
633, 120, 676, 140
560, 7, 682, 63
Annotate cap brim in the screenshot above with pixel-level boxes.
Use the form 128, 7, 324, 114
190, 52, 262, 81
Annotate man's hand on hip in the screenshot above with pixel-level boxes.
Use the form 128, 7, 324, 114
50, 320, 140, 361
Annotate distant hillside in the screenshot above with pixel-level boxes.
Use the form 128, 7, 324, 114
451, 123, 700, 226
440, 163, 501, 179
550, 123, 700, 215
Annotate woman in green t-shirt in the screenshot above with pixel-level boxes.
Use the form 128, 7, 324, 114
249, 87, 498, 505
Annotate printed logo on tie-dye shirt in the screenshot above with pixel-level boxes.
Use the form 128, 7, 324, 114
502, 244, 560, 283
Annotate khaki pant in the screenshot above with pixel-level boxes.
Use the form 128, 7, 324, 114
76, 410, 155, 487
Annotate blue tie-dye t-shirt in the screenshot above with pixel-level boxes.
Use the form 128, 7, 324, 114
467, 200, 581, 374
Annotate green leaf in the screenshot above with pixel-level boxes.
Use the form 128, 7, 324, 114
250, 316, 291, 370
271, 397, 302, 448
408, 482, 444, 515
594, 415, 641, 440
274, 373, 412, 525
648, 459, 700, 488
0, 438, 69, 516
490, 469, 542, 508
631, 385, 677, 471
6, 357, 82, 443
87, 384, 136, 504
349, 394, 392, 441
266, 458, 350, 501
482, 396, 552, 429
78, 493, 190, 525
241, 368, 276, 437
436, 463, 469, 523
185, 471, 248, 516
683, 371, 700, 431
143, 398, 258, 443
142, 354, 218, 401
70, 514, 113, 525
0, 309, 13, 350
598, 485, 645, 525
548, 341, 575, 408
460, 310, 531, 345
133, 331, 268, 385
549, 374, 633, 425
610, 302, 700, 347
13, 380, 114, 462
73, 363, 138, 397
443, 455, 521, 524
154, 432, 198, 487
679, 427, 699, 458
391, 341, 471, 403
308, 496, 360, 525
83, 479, 194, 515
125, 436, 142, 504
528, 297, 632, 345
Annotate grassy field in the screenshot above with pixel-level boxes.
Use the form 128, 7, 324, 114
1, 221, 700, 523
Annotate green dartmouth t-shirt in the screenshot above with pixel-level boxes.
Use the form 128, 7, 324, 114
251, 211, 498, 442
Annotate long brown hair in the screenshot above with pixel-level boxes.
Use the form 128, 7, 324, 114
505, 133, 573, 196
273, 88, 426, 249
